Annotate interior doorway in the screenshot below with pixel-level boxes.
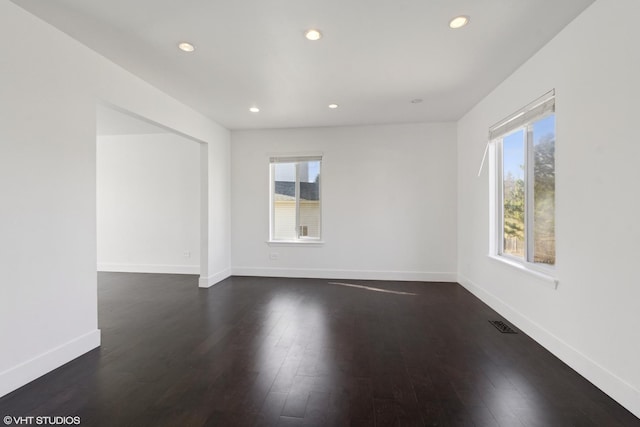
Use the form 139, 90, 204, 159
96, 104, 207, 281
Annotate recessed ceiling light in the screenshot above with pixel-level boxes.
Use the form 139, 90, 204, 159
328, 103, 339, 109
305, 29, 322, 41
411, 98, 423, 104
249, 107, 260, 113
449, 15, 470, 29
178, 42, 195, 52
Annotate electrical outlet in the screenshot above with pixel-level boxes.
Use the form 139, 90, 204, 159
183, 251, 191, 258
269, 252, 279, 260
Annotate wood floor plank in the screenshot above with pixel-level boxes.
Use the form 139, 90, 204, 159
0, 273, 637, 427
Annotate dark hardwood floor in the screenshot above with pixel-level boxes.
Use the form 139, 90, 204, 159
1, 273, 638, 427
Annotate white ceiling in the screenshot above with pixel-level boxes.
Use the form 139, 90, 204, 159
13, 0, 594, 130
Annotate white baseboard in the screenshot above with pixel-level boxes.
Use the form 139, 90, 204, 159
98, 263, 199, 275
199, 268, 232, 288
457, 274, 640, 419
0, 329, 101, 399
232, 267, 457, 282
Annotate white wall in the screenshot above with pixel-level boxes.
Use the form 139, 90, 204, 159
97, 133, 200, 274
0, 1, 230, 398
231, 123, 457, 281
457, 0, 640, 417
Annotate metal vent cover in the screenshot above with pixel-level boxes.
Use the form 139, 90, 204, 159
489, 320, 517, 334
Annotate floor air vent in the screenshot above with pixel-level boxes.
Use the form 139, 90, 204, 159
489, 320, 517, 334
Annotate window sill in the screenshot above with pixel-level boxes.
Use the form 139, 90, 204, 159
267, 240, 325, 247
487, 255, 558, 290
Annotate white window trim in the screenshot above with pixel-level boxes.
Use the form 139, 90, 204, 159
487, 101, 558, 288
487, 254, 558, 289
268, 153, 323, 244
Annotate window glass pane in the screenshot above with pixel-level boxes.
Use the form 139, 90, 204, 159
532, 115, 556, 264
299, 160, 320, 238
502, 130, 525, 259
273, 162, 296, 240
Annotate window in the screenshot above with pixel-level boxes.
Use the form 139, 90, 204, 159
491, 91, 555, 268
270, 155, 322, 242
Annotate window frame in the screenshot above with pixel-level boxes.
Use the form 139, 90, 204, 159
489, 92, 556, 278
269, 155, 323, 244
